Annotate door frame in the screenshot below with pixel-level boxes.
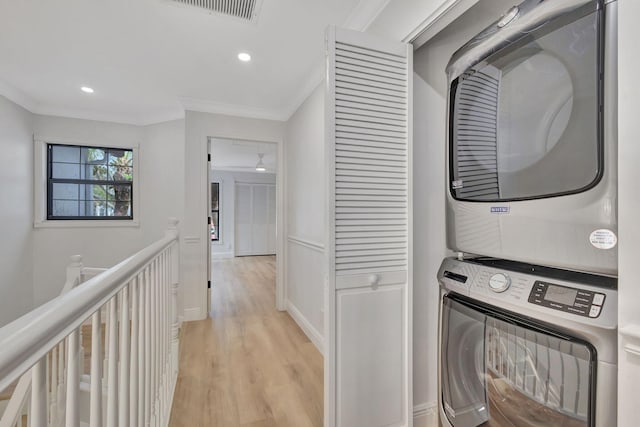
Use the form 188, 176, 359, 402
206, 136, 286, 311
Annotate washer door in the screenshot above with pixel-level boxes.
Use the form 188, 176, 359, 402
441, 295, 595, 427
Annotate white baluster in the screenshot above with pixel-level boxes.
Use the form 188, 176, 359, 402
119, 285, 130, 427
150, 259, 157, 426
65, 330, 79, 427
144, 267, 151, 427
162, 251, 168, 417
90, 311, 102, 427
138, 272, 146, 427
51, 346, 58, 425
106, 297, 118, 427
30, 358, 46, 427
57, 341, 65, 426
170, 242, 180, 379
103, 302, 109, 382
130, 278, 139, 427
46, 351, 51, 423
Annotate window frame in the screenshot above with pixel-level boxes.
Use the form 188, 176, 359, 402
34, 138, 140, 228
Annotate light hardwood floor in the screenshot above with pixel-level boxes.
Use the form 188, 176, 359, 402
168, 255, 323, 427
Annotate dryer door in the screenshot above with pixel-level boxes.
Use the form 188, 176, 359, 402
441, 294, 595, 427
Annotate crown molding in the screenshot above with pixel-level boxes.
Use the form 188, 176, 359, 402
0, 78, 185, 126
0, 79, 39, 112
180, 97, 289, 122
34, 103, 185, 126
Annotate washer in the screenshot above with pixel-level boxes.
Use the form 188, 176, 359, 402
437, 257, 617, 427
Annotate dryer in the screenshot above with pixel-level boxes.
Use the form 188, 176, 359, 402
444, 0, 618, 275
437, 257, 617, 427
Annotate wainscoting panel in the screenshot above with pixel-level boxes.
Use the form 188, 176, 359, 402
286, 236, 325, 351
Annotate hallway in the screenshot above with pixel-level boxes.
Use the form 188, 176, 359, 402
168, 256, 323, 427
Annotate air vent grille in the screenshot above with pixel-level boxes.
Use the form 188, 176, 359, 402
453, 69, 500, 200
169, 0, 262, 22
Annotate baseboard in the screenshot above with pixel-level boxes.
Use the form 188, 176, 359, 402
183, 307, 203, 321
212, 251, 234, 259
414, 401, 438, 427
286, 300, 324, 355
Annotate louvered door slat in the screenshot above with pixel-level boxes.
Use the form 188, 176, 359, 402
337, 150, 406, 162
336, 95, 406, 113
336, 49, 403, 72
337, 112, 406, 127
336, 138, 406, 151
336, 62, 407, 83
337, 74, 406, 92
337, 98, 406, 115
336, 69, 407, 90
337, 248, 406, 258
335, 43, 405, 62
337, 107, 406, 123
337, 242, 406, 252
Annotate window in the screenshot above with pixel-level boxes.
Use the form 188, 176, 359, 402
211, 182, 220, 241
47, 144, 134, 220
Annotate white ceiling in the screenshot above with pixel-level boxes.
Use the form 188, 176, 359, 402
211, 138, 277, 173
0, 0, 391, 124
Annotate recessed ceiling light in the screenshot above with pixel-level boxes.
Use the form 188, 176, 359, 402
81, 86, 94, 94
238, 52, 251, 62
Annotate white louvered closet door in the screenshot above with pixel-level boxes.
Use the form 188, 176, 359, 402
325, 27, 412, 427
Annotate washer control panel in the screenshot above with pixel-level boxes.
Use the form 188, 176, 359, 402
437, 257, 617, 328
528, 281, 605, 318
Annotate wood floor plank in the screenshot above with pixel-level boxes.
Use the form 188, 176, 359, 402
168, 255, 323, 427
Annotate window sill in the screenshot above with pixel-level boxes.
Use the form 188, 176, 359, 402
34, 219, 140, 229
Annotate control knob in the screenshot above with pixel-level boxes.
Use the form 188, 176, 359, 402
489, 273, 511, 293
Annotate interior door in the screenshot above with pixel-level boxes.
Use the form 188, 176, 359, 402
235, 183, 277, 256
325, 27, 412, 427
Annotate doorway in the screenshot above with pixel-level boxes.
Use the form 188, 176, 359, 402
207, 137, 283, 309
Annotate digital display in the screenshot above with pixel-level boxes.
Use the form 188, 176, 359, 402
544, 284, 578, 306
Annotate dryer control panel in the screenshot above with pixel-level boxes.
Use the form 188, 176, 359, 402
528, 281, 605, 318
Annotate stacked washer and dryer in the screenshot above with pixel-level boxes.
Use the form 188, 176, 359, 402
437, 0, 618, 426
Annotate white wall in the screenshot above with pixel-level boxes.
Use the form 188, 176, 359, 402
183, 111, 284, 320
32, 115, 185, 305
618, 1, 640, 425
211, 170, 276, 257
0, 95, 34, 327
283, 84, 325, 351
411, 0, 512, 411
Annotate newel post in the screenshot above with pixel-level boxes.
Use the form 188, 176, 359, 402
62, 255, 84, 294
166, 218, 180, 375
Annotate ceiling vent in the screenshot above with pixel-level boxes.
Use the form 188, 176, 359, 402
168, 0, 263, 23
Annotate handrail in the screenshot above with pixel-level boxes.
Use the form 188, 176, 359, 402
0, 219, 179, 394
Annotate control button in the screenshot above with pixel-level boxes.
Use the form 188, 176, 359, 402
592, 293, 605, 306
489, 273, 511, 293
589, 305, 601, 318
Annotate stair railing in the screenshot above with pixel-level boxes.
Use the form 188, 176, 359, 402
0, 218, 180, 427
